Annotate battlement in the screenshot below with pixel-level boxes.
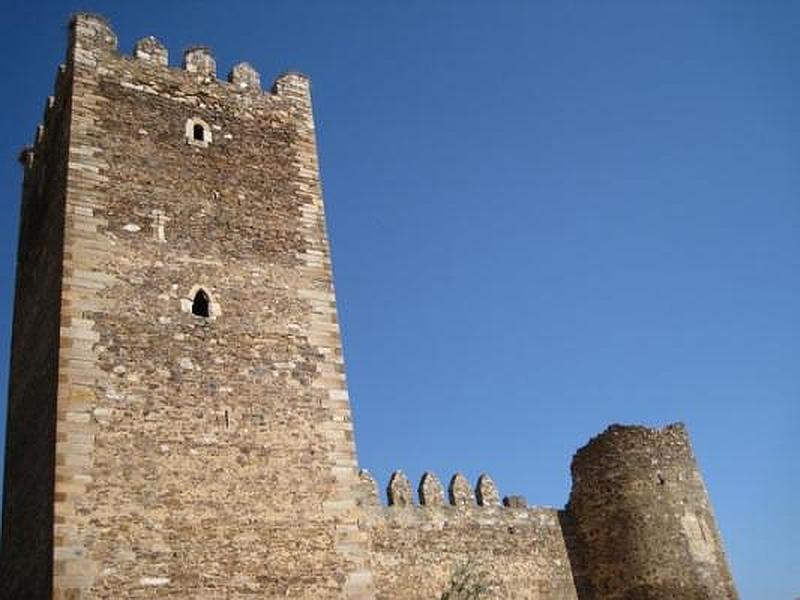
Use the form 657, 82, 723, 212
20, 66, 69, 171
21, 13, 312, 172
68, 12, 305, 97
569, 422, 701, 505
359, 470, 580, 599
360, 469, 534, 511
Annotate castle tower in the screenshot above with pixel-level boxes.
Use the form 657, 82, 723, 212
567, 424, 738, 599
2, 13, 742, 600
1, 14, 374, 599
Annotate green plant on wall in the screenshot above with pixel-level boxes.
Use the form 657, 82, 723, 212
440, 560, 492, 600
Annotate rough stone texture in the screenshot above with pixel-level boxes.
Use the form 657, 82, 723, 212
228, 62, 261, 91
357, 470, 380, 508
417, 471, 445, 506
183, 46, 215, 77
476, 473, 501, 507
362, 500, 580, 600
134, 36, 168, 66
569, 424, 738, 599
1, 13, 739, 600
0, 60, 72, 600
2, 13, 372, 599
448, 473, 475, 507
386, 471, 413, 507
504, 495, 528, 509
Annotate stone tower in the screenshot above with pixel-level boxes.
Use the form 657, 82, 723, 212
2, 13, 740, 600
568, 424, 739, 599
1, 13, 373, 599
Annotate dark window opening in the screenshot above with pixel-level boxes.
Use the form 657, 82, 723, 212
192, 289, 210, 317
193, 123, 205, 141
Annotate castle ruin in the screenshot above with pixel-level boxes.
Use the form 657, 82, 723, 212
0, 14, 738, 599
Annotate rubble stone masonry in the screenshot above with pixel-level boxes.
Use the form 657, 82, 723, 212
1, 14, 738, 600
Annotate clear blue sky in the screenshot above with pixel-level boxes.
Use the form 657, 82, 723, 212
1, 1, 798, 597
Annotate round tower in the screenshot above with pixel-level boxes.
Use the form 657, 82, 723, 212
568, 423, 738, 600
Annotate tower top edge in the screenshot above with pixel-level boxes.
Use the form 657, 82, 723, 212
571, 421, 691, 470
68, 13, 311, 97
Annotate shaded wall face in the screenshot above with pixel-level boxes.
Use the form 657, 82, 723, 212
568, 425, 738, 600
0, 71, 71, 600
49, 17, 371, 599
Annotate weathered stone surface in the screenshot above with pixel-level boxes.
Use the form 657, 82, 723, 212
1, 12, 372, 600
475, 473, 501, 507
183, 46, 215, 77
569, 424, 739, 599
387, 471, 413, 507
448, 473, 474, 507
134, 36, 167, 65
503, 495, 528, 509
363, 503, 580, 600
358, 469, 380, 507
228, 62, 261, 91
417, 471, 444, 506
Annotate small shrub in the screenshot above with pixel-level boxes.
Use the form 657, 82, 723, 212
440, 560, 492, 600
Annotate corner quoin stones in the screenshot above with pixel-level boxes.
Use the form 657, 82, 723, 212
1, 13, 739, 600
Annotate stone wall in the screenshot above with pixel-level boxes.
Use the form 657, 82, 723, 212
568, 424, 738, 599
3, 13, 373, 599
359, 471, 581, 600
0, 59, 73, 598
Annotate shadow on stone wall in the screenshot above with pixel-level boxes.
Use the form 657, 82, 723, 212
558, 509, 593, 600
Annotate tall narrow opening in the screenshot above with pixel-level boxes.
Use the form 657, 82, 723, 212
193, 123, 205, 141
192, 289, 210, 317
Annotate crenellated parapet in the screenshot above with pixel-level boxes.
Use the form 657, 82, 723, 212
366, 469, 533, 512
65, 13, 309, 106
362, 423, 738, 600
134, 36, 168, 66
362, 470, 580, 599
70, 12, 117, 62
229, 62, 261, 91
183, 46, 216, 77
20, 66, 71, 172
20, 14, 314, 170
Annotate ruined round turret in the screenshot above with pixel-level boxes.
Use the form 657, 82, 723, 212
567, 423, 738, 599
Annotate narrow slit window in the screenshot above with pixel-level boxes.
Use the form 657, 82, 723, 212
193, 123, 205, 141
192, 289, 210, 317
